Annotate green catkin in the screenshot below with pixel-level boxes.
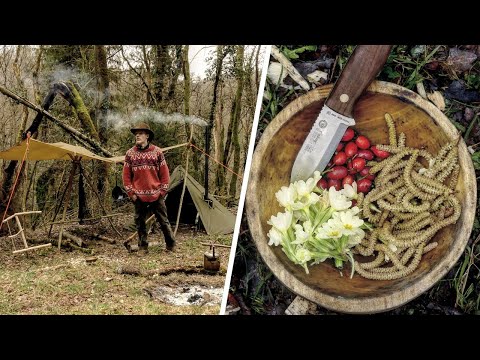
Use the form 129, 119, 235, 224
411, 171, 453, 195
395, 188, 409, 203
355, 230, 379, 256
358, 252, 385, 269
385, 113, 397, 147
353, 113, 461, 281
394, 212, 430, 230
448, 164, 460, 190
378, 209, 390, 227
354, 244, 424, 280
374, 244, 405, 270
391, 211, 417, 220
376, 144, 434, 163
389, 196, 460, 248
356, 192, 365, 209
401, 192, 431, 213
429, 144, 458, 180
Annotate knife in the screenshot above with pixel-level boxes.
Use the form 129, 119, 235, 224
290, 45, 393, 183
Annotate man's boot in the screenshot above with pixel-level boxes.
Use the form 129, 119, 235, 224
138, 232, 148, 254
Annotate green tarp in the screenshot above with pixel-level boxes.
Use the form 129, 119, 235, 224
166, 166, 236, 235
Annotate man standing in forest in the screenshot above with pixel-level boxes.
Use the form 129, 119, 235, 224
123, 123, 176, 253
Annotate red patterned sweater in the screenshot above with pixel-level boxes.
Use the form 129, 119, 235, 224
122, 144, 170, 202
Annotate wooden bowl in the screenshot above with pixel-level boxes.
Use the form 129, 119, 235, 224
246, 81, 477, 314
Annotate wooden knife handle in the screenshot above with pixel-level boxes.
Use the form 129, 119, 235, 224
325, 45, 392, 118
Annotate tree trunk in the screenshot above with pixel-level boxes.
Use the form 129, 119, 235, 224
214, 81, 225, 191
182, 46, 200, 179
153, 45, 170, 108
32, 45, 43, 104
94, 45, 111, 209
142, 45, 154, 106
94, 45, 110, 144
205, 46, 226, 199
228, 46, 245, 198
167, 45, 183, 102
65, 81, 99, 139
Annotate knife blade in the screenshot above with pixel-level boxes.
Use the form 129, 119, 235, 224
290, 45, 393, 183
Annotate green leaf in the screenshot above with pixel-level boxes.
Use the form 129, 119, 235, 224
471, 151, 480, 170
451, 120, 466, 133
280, 45, 317, 60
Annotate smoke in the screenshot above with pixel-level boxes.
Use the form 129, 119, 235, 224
107, 107, 209, 132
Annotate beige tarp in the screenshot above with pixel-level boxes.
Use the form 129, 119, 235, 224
167, 166, 236, 235
0, 138, 115, 163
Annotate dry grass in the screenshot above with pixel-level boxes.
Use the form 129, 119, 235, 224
0, 213, 232, 315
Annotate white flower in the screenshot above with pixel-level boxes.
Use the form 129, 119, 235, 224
342, 182, 358, 200
328, 186, 352, 211
315, 218, 344, 239
295, 247, 312, 263
292, 221, 314, 245
291, 192, 320, 210
275, 185, 297, 209
267, 211, 293, 232
293, 210, 308, 222
294, 171, 321, 197
334, 208, 364, 235
348, 228, 365, 246
267, 227, 284, 246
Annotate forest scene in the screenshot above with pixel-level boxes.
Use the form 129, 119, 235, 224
0, 45, 264, 314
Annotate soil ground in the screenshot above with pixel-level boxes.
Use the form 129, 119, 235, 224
0, 204, 231, 315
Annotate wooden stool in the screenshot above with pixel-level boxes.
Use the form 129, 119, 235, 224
2, 211, 51, 254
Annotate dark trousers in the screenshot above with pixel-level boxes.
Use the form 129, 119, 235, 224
134, 197, 175, 247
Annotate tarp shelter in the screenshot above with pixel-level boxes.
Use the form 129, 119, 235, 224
0, 138, 115, 163
166, 166, 236, 235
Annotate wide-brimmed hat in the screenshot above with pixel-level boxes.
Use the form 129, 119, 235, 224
130, 122, 154, 141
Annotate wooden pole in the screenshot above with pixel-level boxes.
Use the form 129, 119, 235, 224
58, 158, 79, 250
200, 242, 231, 248
14, 215, 28, 248
174, 124, 194, 236
47, 213, 123, 225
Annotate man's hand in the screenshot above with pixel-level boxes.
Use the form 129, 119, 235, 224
131, 194, 137, 202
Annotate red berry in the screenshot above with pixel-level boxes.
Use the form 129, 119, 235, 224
352, 157, 366, 172
327, 166, 348, 180
357, 149, 374, 161
344, 142, 358, 158
359, 167, 375, 181
328, 179, 341, 191
355, 135, 371, 149
347, 160, 357, 174
357, 178, 372, 193
336, 142, 344, 152
317, 178, 328, 190
342, 175, 355, 187
341, 128, 355, 142
333, 152, 347, 165
371, 145, 390, 159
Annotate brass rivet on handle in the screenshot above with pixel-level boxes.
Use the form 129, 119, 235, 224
340, 94, 349, 103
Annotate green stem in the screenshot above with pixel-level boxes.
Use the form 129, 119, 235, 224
464, 114, 479, 142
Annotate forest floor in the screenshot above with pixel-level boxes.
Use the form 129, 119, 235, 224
0, 203, 231, 315
227, 45, 480, 315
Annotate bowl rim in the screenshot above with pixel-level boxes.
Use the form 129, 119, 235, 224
246, 80, 477, 314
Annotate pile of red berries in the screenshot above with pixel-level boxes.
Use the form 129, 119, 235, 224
317, 128, 390, 193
